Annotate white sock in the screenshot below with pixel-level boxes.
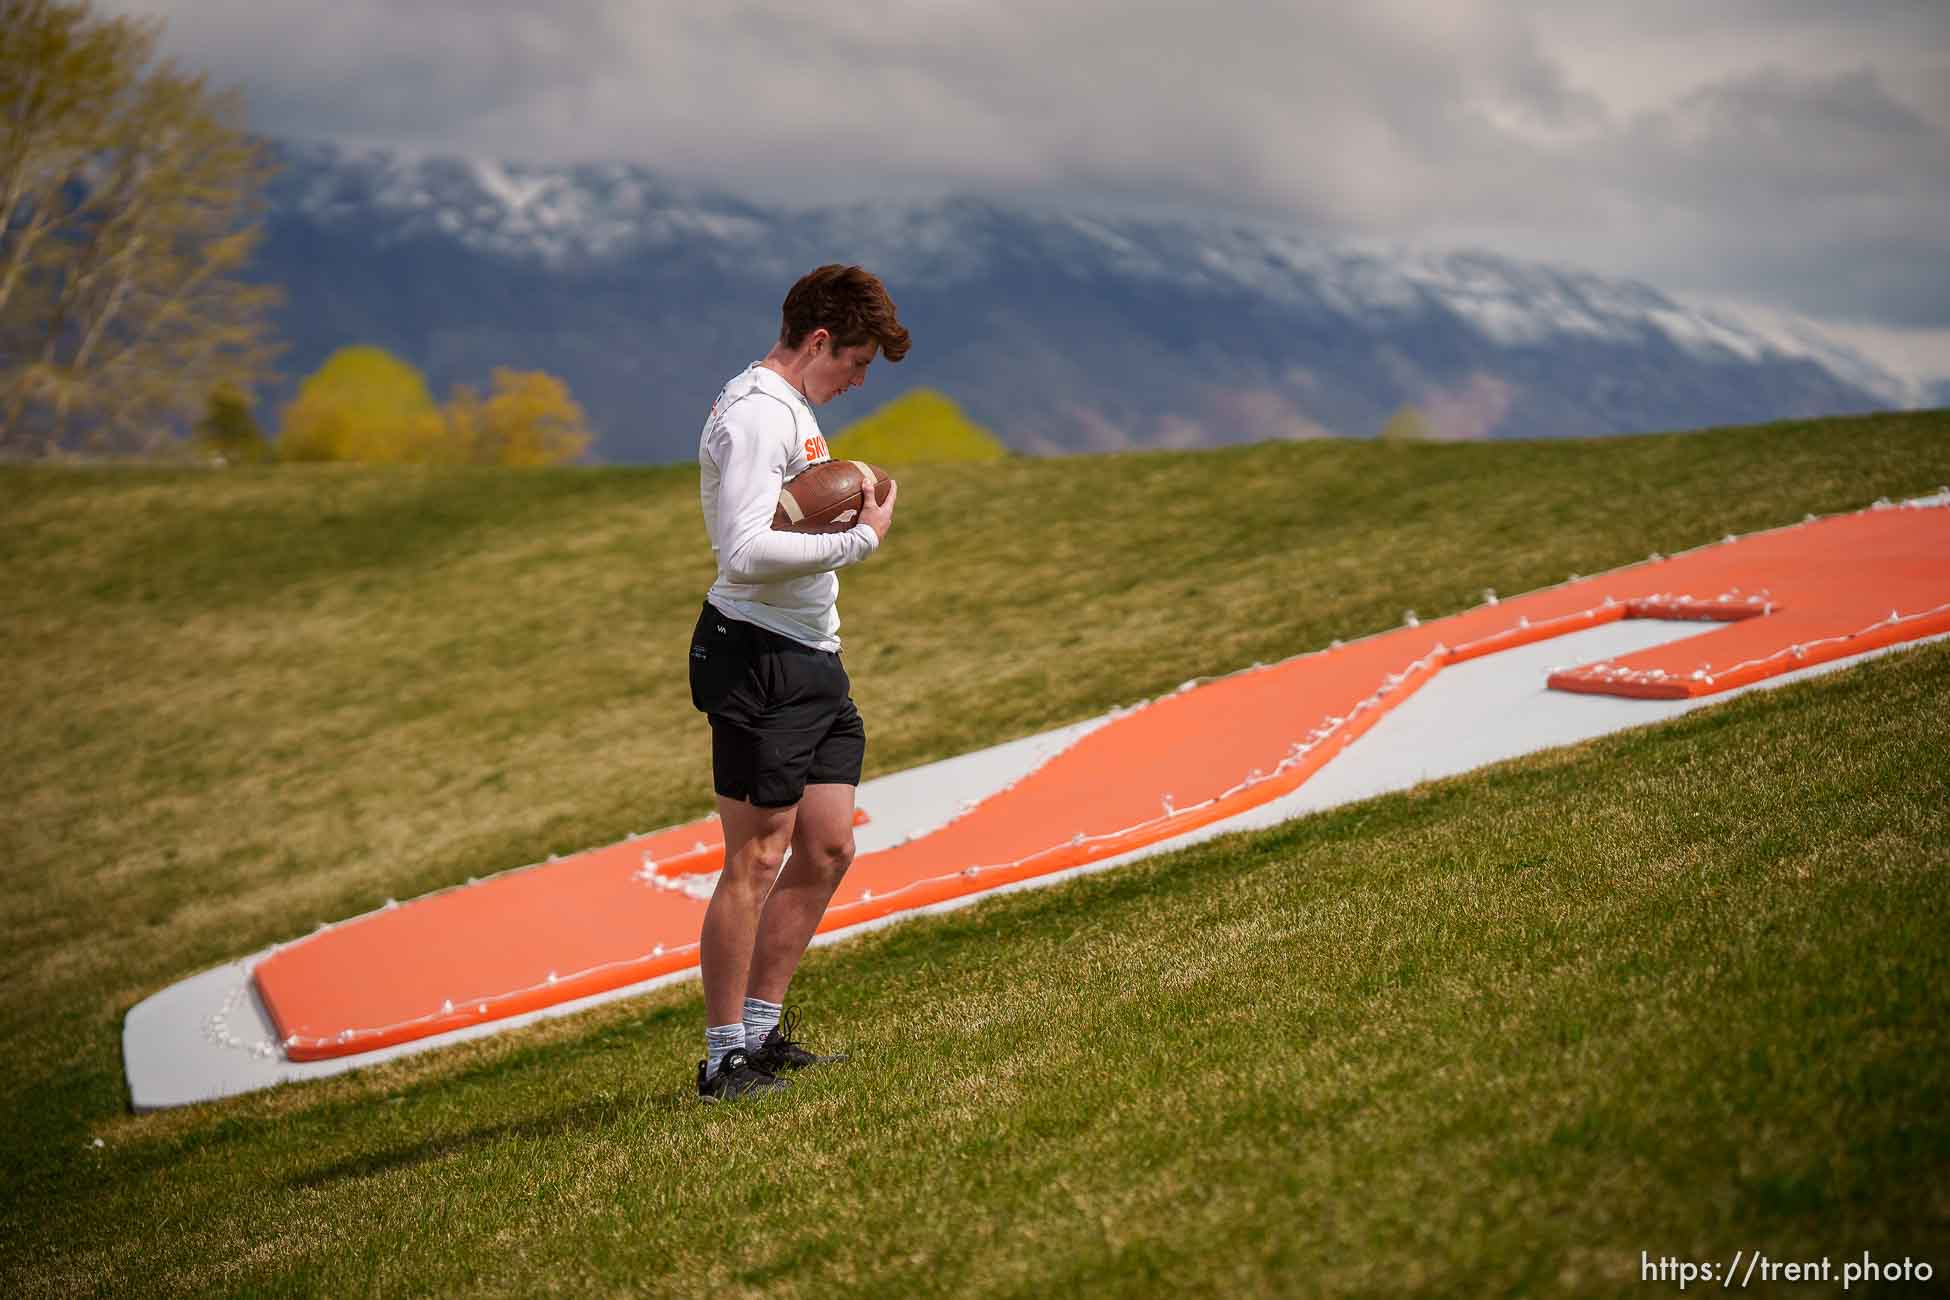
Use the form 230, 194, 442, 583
743, 997, 783, 1050
705, 1023, 746, 1078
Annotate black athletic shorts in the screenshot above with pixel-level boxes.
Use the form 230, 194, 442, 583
688, 601, 866, 808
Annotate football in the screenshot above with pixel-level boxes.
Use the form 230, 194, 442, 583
773, 460, 894, 533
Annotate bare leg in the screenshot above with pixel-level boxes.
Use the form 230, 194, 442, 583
699, 796, 798, 1029
746, 782, 858, 1003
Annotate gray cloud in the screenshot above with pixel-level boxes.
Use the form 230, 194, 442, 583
108, 1, 1950, 349
1597, 67, 1950, 327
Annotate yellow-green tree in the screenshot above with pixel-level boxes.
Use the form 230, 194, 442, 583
279, 348, 592, 466
1378, 405, 1431, 441
830, 388, 1007, 463
0, 0, 281, 456
443, 368, 591, 466
277, 346, 445, 463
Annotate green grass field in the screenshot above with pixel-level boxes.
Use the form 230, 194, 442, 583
3, 410, 1948, 1296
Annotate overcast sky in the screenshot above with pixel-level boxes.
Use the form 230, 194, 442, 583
111, 0, 1950, 387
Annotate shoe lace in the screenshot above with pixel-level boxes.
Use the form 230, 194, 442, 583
767, 1007, 808, 1053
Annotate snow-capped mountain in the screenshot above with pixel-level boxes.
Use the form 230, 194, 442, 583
274, 139, 774, 267
255, 139, 1901, 461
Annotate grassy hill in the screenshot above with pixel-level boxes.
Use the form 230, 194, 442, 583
3, 410, 1948, 1296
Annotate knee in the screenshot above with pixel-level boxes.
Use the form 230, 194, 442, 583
802, 836, 855, 883
722, 840, 789, 895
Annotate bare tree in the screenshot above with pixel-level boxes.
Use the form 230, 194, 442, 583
1, 0, 280, 457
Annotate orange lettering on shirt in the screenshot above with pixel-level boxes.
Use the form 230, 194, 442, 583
805, 435, 829, 461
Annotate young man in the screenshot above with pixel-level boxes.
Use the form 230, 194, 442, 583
688, 265, 910, 1101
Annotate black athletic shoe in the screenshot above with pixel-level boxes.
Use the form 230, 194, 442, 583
696, 1048, 790, 1103
748, 1009, 850, 1073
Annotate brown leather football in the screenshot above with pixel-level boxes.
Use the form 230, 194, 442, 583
772, 460, 894, 533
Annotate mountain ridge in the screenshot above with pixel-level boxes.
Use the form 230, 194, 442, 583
253, 138, 1902, 462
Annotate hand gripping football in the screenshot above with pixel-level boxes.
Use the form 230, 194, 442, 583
772, 460, 894, 533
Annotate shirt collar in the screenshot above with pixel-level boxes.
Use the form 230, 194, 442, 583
749, 361, 814, 415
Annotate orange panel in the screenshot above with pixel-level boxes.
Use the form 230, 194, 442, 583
253, 499, 1950, 1061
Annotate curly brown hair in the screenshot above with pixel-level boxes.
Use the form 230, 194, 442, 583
779, 265, 911, 363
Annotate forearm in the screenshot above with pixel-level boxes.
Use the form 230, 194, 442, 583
722, 522, 878, 583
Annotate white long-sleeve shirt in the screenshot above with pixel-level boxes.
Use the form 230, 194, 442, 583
699, 363, 879, 650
